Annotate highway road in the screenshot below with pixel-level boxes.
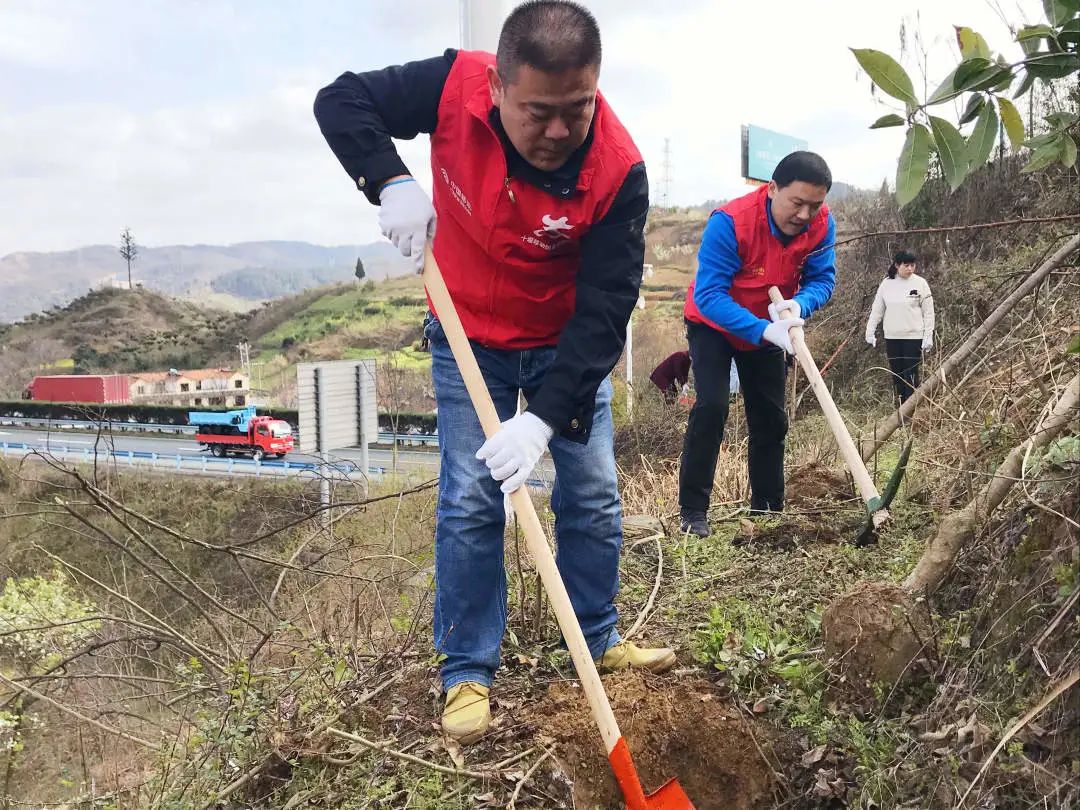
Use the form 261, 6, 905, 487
0, 425, 439, 476
0, 426, 556, 485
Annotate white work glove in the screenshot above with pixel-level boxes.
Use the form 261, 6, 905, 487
761, 317, 804, 355
865, 334, 877, 348
475, 412, 554, 494
378, 178, 435, 272
922, 335, 933, 350
767, 298, 801, 323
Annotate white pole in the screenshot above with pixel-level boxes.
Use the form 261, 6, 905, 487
625, 289, 648, 422
320, 450, 331, 522
360, 443, 370, 492
460, 0, 517, 512
625, 315, 633, 421
316, 367, 331, 526
460, 0, 506, 50
358, 361, 375, 497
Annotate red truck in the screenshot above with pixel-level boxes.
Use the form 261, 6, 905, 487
25, 374, 131, 404
189, 406, 294, 461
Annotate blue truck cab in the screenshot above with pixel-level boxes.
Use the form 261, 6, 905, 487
187, 406, 258, 433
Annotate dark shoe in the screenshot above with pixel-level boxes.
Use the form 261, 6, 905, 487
679, 510, 710, 537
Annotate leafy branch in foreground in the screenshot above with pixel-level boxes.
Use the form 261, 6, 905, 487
852, 0, 1080, 205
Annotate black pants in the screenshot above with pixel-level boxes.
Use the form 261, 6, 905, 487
679, 320, 788, 513
884, 338, 921, 404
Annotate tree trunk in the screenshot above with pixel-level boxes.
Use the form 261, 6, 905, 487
904, 373, 1079, 594
860, 234, 1079, 461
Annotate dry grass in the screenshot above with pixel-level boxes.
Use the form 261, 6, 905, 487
2, 171, 1078, 807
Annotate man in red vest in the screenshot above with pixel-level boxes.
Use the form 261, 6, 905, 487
679, 153, 836, 537
315, 0, 674, 745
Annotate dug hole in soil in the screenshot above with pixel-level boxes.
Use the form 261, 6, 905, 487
533, 670, 780, 809
735, 461, 860, 549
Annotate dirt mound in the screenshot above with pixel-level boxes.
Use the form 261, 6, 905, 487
822, 581, 930, 689
786, 461, 855, 507
736, 513, 856, 549
534, 670, 778, 809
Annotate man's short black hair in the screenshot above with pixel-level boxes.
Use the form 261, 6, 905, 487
772, 151, 832, 191
496, 1, 601, 81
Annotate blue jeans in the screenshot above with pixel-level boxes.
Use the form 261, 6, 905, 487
425, 315, 623, 691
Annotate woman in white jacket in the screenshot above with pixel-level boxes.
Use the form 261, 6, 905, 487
865, 250, 935, 404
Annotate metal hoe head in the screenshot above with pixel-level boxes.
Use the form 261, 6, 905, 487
637, 779, 695, 810
610, 737, 695, 809
855, 439, 913, 547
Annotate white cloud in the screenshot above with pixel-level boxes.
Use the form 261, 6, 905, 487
593, 0, 1039, 204
0, 4, 90, 69
0, 71, 424, 253
0, 0, 1045, 255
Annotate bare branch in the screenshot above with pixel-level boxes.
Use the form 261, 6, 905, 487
0, 670, 160, 751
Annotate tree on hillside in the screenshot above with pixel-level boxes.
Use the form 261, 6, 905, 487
354, 257, 366, 281
119, 227, 138, 289
852, 1, 1079, 205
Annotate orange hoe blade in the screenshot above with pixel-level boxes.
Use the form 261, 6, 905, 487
610, 737, 695, 809
424, 248, 693, 810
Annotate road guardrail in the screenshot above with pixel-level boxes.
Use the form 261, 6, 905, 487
0, 441, 548, 489
0, 416, 440, 446
0, 441, 384, 480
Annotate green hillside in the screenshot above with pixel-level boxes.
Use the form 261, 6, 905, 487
0, 275, 432, 404
250, 276, 429, 367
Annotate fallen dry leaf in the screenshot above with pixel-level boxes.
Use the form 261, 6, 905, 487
801, 744, 828, 767
753, 694, 778, 714
443, 736, 465, 770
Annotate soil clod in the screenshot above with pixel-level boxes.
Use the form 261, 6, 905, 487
534, 670, 779, 809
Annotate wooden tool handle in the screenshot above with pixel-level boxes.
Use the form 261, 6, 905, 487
768, 287, 885, 514
423, 247, 623, 754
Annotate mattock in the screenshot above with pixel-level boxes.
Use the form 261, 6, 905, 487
426, 245, 695, 809
768, 287, 910, 545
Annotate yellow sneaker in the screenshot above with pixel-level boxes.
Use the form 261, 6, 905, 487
596, 640, 677, 674
441, 682, 490, 744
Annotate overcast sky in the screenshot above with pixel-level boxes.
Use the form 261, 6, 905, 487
0, 0, 1043, 256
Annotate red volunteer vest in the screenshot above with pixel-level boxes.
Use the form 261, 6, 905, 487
429, 51, 642, 349
684, 185, 830, 351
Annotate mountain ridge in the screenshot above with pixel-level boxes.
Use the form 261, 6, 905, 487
0, 238, 412, 322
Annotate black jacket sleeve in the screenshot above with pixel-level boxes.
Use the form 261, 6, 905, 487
313, 49, 457, 203
526, 162, 649, 442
